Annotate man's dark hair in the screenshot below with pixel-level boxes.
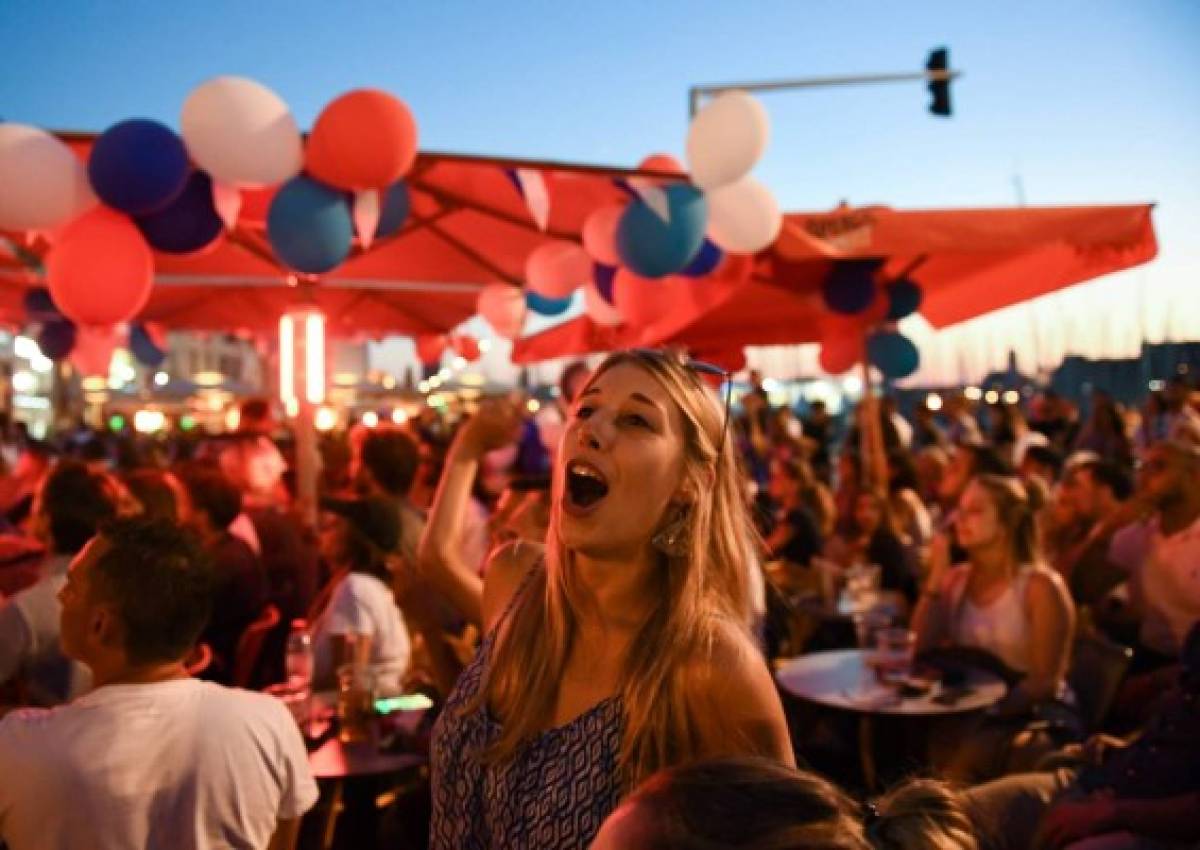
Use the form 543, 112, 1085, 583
40, 460, 119, 554
360, 429, 420, 497
91, 517, 213, 666
122, 470, 181, 522
559, 361, 591, 404
180, 466, 242, 531
959, 439, 1014, 478
1024, 445, 1064, 479
1076, 459, 1134, 502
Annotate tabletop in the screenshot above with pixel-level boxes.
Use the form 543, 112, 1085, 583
305, 690, 427, 780
775, 649, 1006, 716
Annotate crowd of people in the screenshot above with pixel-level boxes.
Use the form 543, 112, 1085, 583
0, 353, 1197, 850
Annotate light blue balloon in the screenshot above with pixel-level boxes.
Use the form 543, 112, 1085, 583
268, 176, 353, 274
375, 181, 411, 238
526, 290, 573, 316
615, 184, 708, 278
867, 331, 920, 379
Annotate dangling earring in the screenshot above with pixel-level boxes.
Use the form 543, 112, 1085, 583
652, 506, 691, 558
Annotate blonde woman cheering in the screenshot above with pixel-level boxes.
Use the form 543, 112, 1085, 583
421, 349, 793, 850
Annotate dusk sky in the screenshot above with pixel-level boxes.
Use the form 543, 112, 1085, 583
3, 1, 1197, 380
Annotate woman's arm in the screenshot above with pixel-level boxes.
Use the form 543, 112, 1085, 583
692, 629, 795, 767
912, 532, 954, 652
1016, 569, 1076, 705
417, 401, 523, 626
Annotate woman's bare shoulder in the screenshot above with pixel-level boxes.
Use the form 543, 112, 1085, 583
481, 540, 544, 633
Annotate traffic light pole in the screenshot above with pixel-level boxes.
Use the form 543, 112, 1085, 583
688, 68, 961, 116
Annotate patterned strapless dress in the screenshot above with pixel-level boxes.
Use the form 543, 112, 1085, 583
429, 617, 623, 849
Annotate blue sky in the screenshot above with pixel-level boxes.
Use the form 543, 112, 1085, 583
3, 1, 1198, 376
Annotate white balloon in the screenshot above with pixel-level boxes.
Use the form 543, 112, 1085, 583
181, 76, 303, 187
0, 124, 96, 231
706, 176, 783, 254
477, 284, 527, 340
583, 281, 623, 327
686, 91, 770, 191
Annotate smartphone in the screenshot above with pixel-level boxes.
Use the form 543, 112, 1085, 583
374, 693, 434, 714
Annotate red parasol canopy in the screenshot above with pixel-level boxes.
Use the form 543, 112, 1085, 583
512, 203, 1157, 363
0, 133, 680, 338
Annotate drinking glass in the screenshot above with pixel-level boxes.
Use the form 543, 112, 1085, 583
874, 628, 917, 687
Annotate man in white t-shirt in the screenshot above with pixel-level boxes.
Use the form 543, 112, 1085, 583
1108, 440, 1200, 664
0, 517, 318, 850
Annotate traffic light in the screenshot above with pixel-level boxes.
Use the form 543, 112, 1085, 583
927, 47, 952, 117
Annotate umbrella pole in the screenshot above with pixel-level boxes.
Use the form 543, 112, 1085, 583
294, 401, 319, 528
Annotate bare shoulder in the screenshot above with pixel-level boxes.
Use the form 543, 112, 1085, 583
481, 541, 543, 634
687, 620, 794, 766
1025, 564, 1072, 607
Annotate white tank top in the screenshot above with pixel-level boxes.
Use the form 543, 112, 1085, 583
946, 564, 1039, 674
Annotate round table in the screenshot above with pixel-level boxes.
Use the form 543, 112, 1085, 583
303, 691, 427, 849
776, 649, 1007, 715
776, 649, 1006, 788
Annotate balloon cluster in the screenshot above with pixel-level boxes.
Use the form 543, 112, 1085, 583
817, 259, 924, 379
504, 91, 781, 337
0, 78, 420, 373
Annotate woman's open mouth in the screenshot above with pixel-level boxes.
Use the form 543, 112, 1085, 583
564, 460, 610, 515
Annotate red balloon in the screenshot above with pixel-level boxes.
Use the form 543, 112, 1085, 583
477, 284, 526, 340
306, 89, 418, 191
638, 153, 686, 178
525, 240, 591, 299
613, 268, 668, 329
71, 325, 120, 377
47, 207, 153, 326
451, 334, 481, 362
415, 334, 447, 366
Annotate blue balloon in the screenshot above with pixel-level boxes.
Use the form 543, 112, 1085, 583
593, 263, 617, 304
88, 119, 190, 215
615, 184, 708, 278
135, 171, 223, 255
526, 290, 573, 316
886, 278, 923, 321
23, 287, 60, 322
867, 331, 920, 379
267, 176, 354, 275
822, 259, 880, 315
681, 239, 723, 277
129, 323, 166, 368
376, 181, 411, 238
37, 320, 77, 361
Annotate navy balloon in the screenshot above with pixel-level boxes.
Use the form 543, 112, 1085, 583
867, 330, 920, 379
822, 259, 880, 315
375, 181, 411, 238
37, 320, 77, 361
681, 239, 723, 278
886, 278, 923, 321
88, 119, 190, 215
129, 323, 167, 368
23, 287, 61, 322
267, 176, 354, 274
526, 290, 573, 316
593, 263, 617, 304
615, 184, 708, 278
135, 171, 224, 254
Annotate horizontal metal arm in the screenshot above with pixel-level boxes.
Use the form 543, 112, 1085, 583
689, 69, 961, 115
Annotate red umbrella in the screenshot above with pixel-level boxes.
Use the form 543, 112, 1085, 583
0, 133, 682, 338
512, 203, 1157, 362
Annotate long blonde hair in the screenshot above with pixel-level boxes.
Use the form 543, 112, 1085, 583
472, 349, 761, 788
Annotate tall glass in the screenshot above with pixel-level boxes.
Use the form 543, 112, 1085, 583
337, 664, 375, 744
874, 628, 917, 687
